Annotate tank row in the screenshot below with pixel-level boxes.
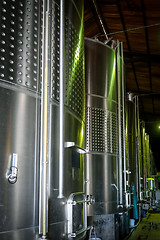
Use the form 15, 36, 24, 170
0, 0, 157, 240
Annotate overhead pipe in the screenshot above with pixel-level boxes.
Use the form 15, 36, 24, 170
58, 0, 65, 199
92, 0, 109, 40
121, 42, 127, 207
117, 41, 123, 206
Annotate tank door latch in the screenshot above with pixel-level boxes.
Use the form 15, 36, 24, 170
66, 192, 92, 239
7, 153, 18, 184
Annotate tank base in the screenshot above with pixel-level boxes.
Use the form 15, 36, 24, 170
87, 214, 120, 240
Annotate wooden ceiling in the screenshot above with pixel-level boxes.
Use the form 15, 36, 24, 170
84, 0, 160, 170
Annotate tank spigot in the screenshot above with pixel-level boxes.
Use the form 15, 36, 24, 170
41, 235, 47, 239
8, 153, 18, 184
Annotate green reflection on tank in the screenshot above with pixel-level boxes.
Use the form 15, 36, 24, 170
65, 16, 85, 123
108, 55, 116, 100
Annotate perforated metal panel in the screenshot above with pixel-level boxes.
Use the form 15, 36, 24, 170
0, 0, 40, 92
51, 3, 85, 121
86, 106, 118, 154
51, 2, 60, 100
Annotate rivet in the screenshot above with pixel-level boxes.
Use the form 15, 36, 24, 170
18, 40, 23, 44
18, 63, 22, 67
18, 17, 23, 22
18, 55, 23, 60
26, 74, 30, 78
18, 79, 22, 83
18, 32, 23, 37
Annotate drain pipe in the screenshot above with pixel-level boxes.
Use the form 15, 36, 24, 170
42, 10, 49, 238
117, 41, 123, 206
135, 96, 139, 198
40, 0, 50, 237
121, 42, 127, 207
58, 0, 65, 199
137, 96, 141, 201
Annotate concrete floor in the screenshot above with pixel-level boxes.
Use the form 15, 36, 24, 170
127, 213, 160, 240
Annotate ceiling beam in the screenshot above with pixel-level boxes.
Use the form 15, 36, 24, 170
124, 52, 160, 64
115, 0, 140, 93
140, 0, 155, 114
115, 0, 144, 112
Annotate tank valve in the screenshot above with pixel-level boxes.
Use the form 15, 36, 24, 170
87, 195, 95, 205
8, 153, 18, 184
